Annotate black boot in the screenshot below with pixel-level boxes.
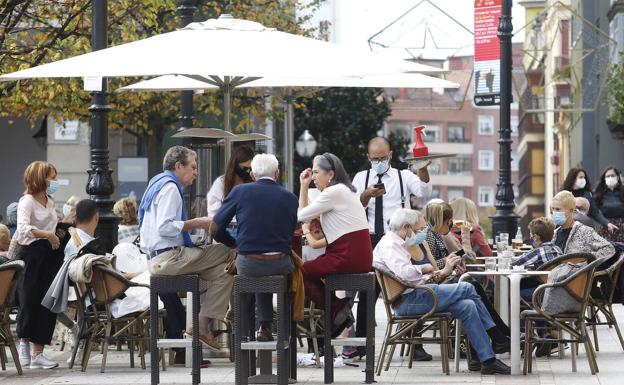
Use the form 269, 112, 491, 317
412, 345, 433, 361
481, 358, 511, 375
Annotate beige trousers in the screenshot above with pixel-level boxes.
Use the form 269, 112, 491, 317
148, 244, 234, 320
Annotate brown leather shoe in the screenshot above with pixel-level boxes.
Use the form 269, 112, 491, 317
185, 331, 222, 352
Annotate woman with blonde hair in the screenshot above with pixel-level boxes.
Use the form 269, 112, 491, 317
113, 197, 139, 243
450, 197, 493, 257
14, 161, 67, 369
61, 195, 81, 225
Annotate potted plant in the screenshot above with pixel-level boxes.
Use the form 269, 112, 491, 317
604, 52, 624, 137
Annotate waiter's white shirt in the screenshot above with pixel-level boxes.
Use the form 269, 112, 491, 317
353, 166, 431, 234
206, 175, 226, 220
297, 184, 368, 244
139, 183, 185, 253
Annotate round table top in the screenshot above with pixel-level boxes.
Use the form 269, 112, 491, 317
462, 270, 550, 276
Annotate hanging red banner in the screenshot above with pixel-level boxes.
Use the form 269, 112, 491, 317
474, 0, 502, 106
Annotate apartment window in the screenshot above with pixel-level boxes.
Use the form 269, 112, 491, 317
448, 125, 465, 143
448, 155, 472, 175
424, 125, 441, 143
448, 189, 464, 201
510, 115, 519, 137
478, 115, 495, 135
478, 150, 495, 171
511, 151, 519, 171
478, 187, 495, 207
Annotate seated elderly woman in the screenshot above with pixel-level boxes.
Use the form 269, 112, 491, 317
374, 209, 511, 375
298, 153, 373, 338
552, 191, 615, 261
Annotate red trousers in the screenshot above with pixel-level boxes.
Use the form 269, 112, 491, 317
302, 229, 372, 313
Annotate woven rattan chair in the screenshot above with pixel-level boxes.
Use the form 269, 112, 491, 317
82, 265, 164, 373
0, 261, 24, 375
583, 251, 624, 352
522, 256, 602, 375
374, 268, 453, 375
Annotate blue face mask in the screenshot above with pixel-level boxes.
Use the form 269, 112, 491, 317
371, 159, 390, 175
405, 230, 427, 247
63, 203, 72, 217
47, 180, 59, 196
552, 211, 567, 226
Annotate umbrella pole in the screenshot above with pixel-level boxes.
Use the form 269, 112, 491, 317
285, 89, 295, 192
223, 78, 232, 163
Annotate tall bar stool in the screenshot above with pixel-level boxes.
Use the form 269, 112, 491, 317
150, 274, 207, 385
324, 273, 376, 384
234, 274, 296, 385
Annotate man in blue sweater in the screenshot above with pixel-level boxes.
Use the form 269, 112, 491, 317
213, 153, 298, 341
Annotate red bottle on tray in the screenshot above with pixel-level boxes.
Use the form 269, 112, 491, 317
412, 125, 429, 157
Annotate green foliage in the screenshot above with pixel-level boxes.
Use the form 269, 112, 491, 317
604, 52, 624, 125
293, 87, 391, 191
0, 0, 326, 170
388, 132, 409, 169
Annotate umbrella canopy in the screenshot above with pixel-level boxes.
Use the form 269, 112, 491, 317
0, 15, 444, 82
116, 72, 459, 91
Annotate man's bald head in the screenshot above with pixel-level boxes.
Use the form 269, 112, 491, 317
368, 137, 392, 161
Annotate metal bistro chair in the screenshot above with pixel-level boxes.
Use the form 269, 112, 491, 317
0, 261, 24, 375
374, 267, 454, 375
586, 251, 624, 352
522, 256, 602, 375
83, 265, 165, 373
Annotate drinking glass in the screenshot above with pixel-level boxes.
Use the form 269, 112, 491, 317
498, 250, 512, 272
485, 257, 497, 271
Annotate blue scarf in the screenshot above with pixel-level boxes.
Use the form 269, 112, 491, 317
138, 170, 194, 247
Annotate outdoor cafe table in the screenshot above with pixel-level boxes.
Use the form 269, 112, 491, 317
453, 269, 550, 375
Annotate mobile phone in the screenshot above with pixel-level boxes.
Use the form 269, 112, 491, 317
455, 249, 466, 257
374, 182, 385, 190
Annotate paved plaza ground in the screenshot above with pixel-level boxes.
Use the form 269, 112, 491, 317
2, 301, 624, 385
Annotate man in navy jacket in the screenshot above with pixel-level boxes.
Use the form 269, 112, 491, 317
213, 153, 298, 341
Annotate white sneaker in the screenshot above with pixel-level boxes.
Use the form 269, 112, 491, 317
30, 353, 58, 369
18, 343, 30, 366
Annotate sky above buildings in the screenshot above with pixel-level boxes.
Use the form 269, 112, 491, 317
306, 0, 527, 59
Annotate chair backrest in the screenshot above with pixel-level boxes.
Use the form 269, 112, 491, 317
374, 270, 400, 321
0, 260, 24, 310
90, 265, 131, 304
563, 258, 602, 306
540, 252, 596, 273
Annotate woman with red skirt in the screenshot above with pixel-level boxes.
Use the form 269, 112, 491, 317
298, 152, 372, 337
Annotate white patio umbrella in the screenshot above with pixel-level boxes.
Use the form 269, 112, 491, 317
0, 14, 445, 162
118, 73, 459, 189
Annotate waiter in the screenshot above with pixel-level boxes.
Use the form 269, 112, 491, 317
353, 137, 431, 248
350, 136, 432, 361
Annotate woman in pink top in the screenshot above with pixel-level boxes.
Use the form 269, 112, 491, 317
14, 161, 67, 369
298, 153, 373, 337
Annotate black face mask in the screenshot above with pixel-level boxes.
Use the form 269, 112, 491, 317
235, 166, 252, 182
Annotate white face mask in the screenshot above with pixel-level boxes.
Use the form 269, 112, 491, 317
574, 178, 586, 190
371, 159, 390, 175
606, 176, 619, 188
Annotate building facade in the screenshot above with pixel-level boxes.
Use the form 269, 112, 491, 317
384, 54, 520, 221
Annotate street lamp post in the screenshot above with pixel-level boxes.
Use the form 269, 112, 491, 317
177, 0, 197, 130
87, 0, 117, 252
491, 0, 519, 240
295, 129, 318, 159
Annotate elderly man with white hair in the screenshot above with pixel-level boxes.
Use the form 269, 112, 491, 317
374, 208, 511, 375
213, 153, 299, 342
